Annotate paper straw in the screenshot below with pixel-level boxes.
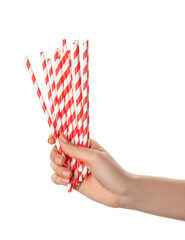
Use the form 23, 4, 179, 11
59, 49, 73, 184
54, 50, 73, 191
73, 40, 84, 181
60, 44, 79, 188
59, 49, 73, 141
40, 52, 59, 134
62, 40, 80, 185
54, 50, 68, 137
24, 57, 65, 159
73, 41, 83, 143
47, 58, 63, 136
82, 40, 89, 178
86, 40, 91, 175
67, 50, 80, 185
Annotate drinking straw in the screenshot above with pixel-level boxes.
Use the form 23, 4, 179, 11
24, 57, 65, 161
59, 49, 73, 182
62, 40, 80, 185
47, 58, 63, 136
60, 44, 80, 187
60, 49, 73, 141
62, 41, 78, 144
67, 50, 77, 184
54, 50, 68, 136
86, 40, 91, 175
54, 50, 73, 191
40, 53, 72, 185
73, 40, 84, 181
40, 52, 60, 134
82, 40, 89, 178
67, 50, 80, 185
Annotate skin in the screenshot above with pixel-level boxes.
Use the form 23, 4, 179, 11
48, 133, 185, 221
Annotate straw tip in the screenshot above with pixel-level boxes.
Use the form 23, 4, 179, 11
83, 39, 89, 44
73, 40, 79, 45
62, 39, 66, 44
54, 50, 60, 60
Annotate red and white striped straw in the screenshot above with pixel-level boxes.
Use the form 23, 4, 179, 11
82, 40, 90, 178
54, 50, 73, 190
59, 49, 73, 141
24, 56, 64, 158
86, 40, 90, 175
40, 52, 61, 135
73, 41, 83, 144
47, 58, 63, 136
62, 40, 80, 185
59, 49, 74, 184
62, 40, 78, 144
73, 40, 84, 181
54, 50, 68, 138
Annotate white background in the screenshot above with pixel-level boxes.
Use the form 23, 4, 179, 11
0, 0, 185, 239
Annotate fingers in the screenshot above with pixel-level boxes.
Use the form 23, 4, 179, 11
51, 173, 71, 185
50, 160, 72, 185
50, 161, 72, 178
59, 133, 97, 165
48, 133, 105, 166
50, 145, 65, 165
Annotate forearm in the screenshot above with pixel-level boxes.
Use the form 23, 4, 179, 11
120, 173, 185, 221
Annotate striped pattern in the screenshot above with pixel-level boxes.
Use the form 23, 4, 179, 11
25, 39, 90, 191
40, 53, 71, 190
73, 40, 84, 182
47, 58, 63, 135
59, 48, 74, 185
53, 49, 71, 179
62, 40, 79, 185
82, 41, 89, 178
54, 50, 68, 137
67, 50, 80, 184
40, 52, 59, 134
24, 57, 64, 158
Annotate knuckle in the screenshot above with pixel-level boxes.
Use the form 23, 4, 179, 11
51, 162, 58, 173
50, 146, 57, 161
50, 161, 53, 168
71, 144, 79, 154
55, 165, 63, 176
92, 150, 100, 160
53, 163, 58, 172
51, 174, 55, 183
54, 175, 59, 184
59, 169, 63, 176
54, 175, 58, 184
50, 149, 54, 161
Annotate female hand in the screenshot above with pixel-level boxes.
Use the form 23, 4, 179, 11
48, 133, 133, 208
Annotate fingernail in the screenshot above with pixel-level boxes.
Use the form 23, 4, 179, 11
55, 157, 63, 165
62, 178, 70, 184
62, 170, 71, 178
60, 133, 69, 143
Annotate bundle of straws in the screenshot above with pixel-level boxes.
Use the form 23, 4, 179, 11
25, 39, 90, 192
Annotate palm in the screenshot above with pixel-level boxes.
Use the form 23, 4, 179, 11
75, 174, 120, 208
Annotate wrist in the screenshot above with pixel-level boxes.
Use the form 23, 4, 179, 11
118, 172, 137, 209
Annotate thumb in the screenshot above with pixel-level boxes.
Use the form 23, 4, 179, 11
59, 133, 95, 165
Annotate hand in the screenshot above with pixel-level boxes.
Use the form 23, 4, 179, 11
48, 133, 133, 208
